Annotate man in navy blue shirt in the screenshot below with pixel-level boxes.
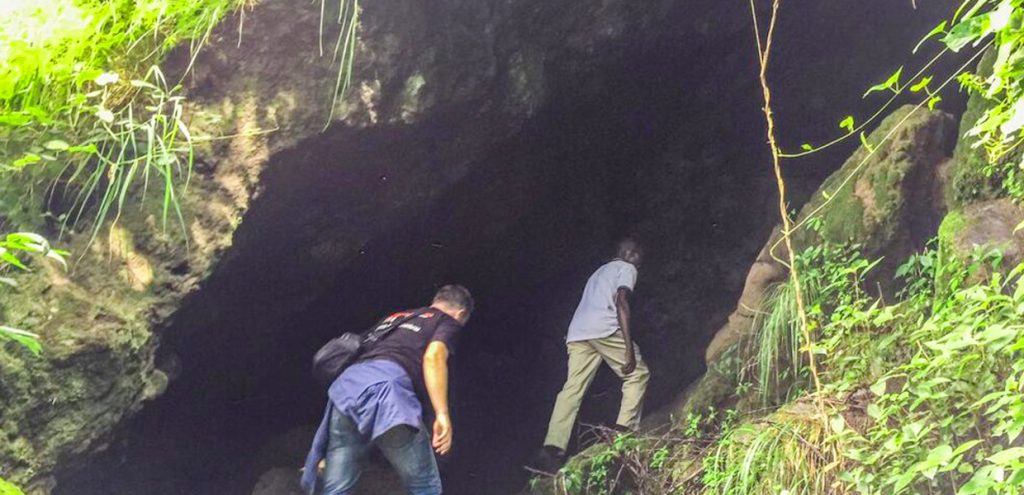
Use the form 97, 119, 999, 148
303, 285, 474, 495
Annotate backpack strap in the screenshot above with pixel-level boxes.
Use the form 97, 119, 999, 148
362, 308, 430, 347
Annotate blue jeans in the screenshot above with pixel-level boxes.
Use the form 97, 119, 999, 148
321, 406, 442, 495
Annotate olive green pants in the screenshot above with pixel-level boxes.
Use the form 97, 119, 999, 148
543, 330, 650, 450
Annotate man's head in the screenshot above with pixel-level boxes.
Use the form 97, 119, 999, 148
431, 284, 474, 325
617, 238, 644, 267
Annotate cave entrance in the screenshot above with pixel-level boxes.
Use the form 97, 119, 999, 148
56, 2, 958, 493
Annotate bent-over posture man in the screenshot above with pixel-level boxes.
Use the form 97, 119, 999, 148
529, 239, 650, 473
301, 285, 474, 495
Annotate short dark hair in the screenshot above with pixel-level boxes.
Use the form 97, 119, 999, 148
433, 284, 474, 314
617, 238, 643, 259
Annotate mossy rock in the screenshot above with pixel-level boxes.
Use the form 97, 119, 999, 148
946, 49, 1022, 208
792, 105, 956, 258
941, 199, 1024, 271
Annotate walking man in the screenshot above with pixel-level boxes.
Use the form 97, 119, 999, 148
529, 239, 650, 472
302, 285, 474, 495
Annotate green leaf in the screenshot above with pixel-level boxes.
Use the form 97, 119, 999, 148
43, 139, 70, 151
0, 477, 25, 495
0, 249, 27, 270
928, 96, 942, 111
864, 66, 904, 97
911, 76, 933, 93
800, 143, 813, 151
944, 15, 989, 52
987, 447, 1024, 465
12, 153, 41, 168
840, 116, 856, 133
914, 21, 948, 53
990, 0, 1014, 32
0, 326, 42, 356
1001, 98, 1024, 135
860, 131, 875, 153
870, 378, 887, 397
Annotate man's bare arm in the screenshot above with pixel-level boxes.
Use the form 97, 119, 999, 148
615, 287, 637, 375
423, 341, 453, 455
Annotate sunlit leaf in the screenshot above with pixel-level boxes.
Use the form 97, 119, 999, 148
910, 76, 933, 93
0, 326, 41, 356
1000, 98, 1024, 135
840, 116, 855, 133
97, 108, 115, 123
863, 66, 904, 97
990, 0, 1014, 32
860, 131, 875, 153
944, 15, 988, 52
0, 476, 26, 495
801, 143, 813, 151
928, 96, 942, 111
914, 21, 947, 53
94, 72, 120, 86
43, 139, 70, 151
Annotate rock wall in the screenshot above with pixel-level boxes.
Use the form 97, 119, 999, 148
0, 0, 677, 489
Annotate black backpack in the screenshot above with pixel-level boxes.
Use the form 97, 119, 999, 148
311, 309, 427, 385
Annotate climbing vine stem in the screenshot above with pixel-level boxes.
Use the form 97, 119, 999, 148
748, 0, 827, 419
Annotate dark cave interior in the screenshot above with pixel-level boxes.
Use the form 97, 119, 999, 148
57, 2, 965, 494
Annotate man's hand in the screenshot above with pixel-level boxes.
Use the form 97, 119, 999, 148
621, 356, 637, 375
432, 412, 453, 455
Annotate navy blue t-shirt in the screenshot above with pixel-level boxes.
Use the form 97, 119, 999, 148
357, 307, 462, 389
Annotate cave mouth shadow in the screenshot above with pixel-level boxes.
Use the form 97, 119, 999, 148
53, 1, 965, 493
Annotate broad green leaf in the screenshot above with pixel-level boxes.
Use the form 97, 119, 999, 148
954, 440, 983, 457
944, 15, 989, 52
990, 0, 1014, 32
1000, 97, 1024, 135
987, 447, 1024, 464
959, 465, 997, 494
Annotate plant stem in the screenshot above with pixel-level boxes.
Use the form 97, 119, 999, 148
748, 0, 826, 418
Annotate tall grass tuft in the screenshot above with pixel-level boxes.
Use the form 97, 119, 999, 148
322, 0, 361, 129
741, 276, 820, 408
704, 405, 840, 494
0, 0, 245, 237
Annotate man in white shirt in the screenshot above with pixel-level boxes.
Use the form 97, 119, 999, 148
529, 239, 650, 472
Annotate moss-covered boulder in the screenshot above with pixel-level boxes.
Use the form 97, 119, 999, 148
704, 105, 955, 366
940, 199, 1024, 270
673, 105, 956, 426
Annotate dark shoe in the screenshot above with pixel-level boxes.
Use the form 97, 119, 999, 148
608, 424, 631, 433
525, 446, 565, 475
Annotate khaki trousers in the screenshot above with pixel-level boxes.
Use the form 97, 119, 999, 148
543, 330, 650, 450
